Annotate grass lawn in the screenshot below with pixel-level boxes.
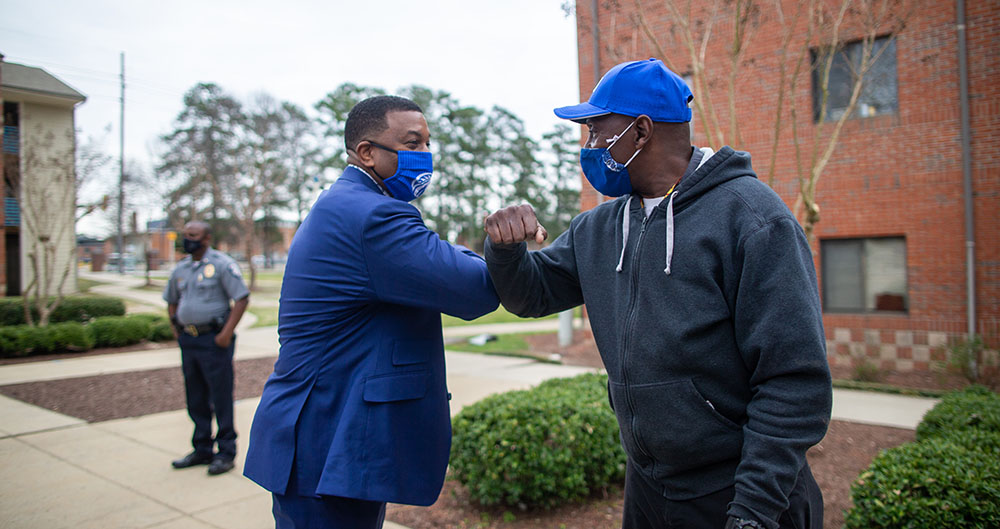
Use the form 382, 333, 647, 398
76, 277, 104, 292
441, 306, 577, 327
247, 306, 279, 328
249, 271, 285, 282
444, 332, 548, 361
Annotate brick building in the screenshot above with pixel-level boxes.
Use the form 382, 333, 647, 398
572, 0, 998, 372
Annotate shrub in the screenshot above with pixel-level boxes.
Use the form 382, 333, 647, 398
450, 373, 626, 509
125, 313, 174, 342
915, 385, 1000, 442
844, 433, 1000, 528
89, 315, 153, 348
150, 320, 175, 342
47, 322, 96, 351
49, 297, 127, 323
0, 322, 94, 357
127, 313, 163, 323
0, 326, 51, 357
0, 296, 125, 326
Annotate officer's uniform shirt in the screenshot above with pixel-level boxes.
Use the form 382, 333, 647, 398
163, 248, 250, 326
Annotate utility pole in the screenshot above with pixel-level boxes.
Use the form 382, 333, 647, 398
117, 51, 125, 274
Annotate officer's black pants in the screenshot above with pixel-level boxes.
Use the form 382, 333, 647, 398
179, 331, 236, 461
622, 460, 823, 529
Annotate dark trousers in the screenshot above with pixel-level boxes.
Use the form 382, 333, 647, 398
622, 461, 823, 529
179, 331, 236, 461
272, 493, 386, 529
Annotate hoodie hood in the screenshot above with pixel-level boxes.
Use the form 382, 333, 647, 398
615, 146, 757, 275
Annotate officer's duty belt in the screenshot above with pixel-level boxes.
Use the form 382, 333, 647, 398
181, 322, 220, 337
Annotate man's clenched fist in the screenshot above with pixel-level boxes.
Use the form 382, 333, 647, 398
484, 204, 548, 245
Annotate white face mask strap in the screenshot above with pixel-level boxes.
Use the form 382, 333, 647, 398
606, 119, 637, 147
623, 148, 643, 168
608, 119, 641, 167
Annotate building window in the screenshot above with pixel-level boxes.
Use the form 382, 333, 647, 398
812, 36, 897, 121
821, 237, 907, 313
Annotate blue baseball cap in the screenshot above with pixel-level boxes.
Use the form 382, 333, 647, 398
554, 58, 693, 123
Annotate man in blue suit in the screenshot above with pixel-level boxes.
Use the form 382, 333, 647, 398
244, 95, 500, 528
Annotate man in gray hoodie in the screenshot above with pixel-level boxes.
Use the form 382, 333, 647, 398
483, 58, 832, 529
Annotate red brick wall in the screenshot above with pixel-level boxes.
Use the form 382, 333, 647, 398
574, 0, 999, 368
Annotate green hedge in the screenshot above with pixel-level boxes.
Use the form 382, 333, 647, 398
89, 316, 153, 348
450, 373, 625, 509
844, 433, 1000, 528
125, 313, 175, 342
0, 296, 126, 326
846, 386, 1000, 528
0, 313, 174, 358
915, 385, 1000, 442
0, 322, 96, 357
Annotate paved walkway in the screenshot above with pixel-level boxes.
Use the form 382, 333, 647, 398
0, 276, 941, 528
0, 322, 598, 529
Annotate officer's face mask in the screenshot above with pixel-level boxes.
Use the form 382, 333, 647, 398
182, 237, 204, 254
367, 141, 434, 202
580, 119, 641, 197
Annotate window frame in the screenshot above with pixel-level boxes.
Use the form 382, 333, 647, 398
820, 236, 909, 314
811, 35, 898, 123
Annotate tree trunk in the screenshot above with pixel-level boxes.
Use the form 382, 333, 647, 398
245, 223, 257, 291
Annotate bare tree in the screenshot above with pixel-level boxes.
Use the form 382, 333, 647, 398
74, 130, 113, 222
793, 0, 910, 241
158, 83, 244, 244
629, 0, 915, 240
273, 102, 322, 227
20, 127, 76, 326
225, 94, 290, 290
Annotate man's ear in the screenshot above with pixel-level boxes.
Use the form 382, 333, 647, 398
353, 141, 376, 167
634, 115, 654, 151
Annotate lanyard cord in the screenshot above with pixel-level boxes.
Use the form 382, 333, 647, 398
640, 179, 680, 209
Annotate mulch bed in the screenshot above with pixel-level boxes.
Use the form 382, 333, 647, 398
0, 331, 971, 528
0, 353, 277, 422
0, 341, 179, 366
387, 420, 916, 529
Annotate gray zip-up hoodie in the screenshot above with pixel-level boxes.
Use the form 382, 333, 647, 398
485, 146, 832, 529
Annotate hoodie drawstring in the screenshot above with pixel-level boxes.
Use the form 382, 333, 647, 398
615, 147, 715, 276
616, 196, 633, 273
664, 192, 676, 275
616, 192, 676, 275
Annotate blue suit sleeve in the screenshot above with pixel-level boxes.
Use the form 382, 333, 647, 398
362, 202, 499, 320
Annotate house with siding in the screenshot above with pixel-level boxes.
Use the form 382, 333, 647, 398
1, 54, 86, 298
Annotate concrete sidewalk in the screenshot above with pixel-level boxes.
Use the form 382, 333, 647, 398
0, 337, 596, 529
0, 320, 941, 529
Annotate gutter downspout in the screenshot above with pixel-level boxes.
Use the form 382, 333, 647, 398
592, 0, 604, 206
957, 0, 976, 374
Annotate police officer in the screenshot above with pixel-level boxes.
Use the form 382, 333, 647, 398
164, 221, 250, 476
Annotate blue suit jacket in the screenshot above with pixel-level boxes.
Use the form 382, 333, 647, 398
244, 166, 499, 505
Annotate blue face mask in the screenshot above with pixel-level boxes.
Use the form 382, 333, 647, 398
580, 119, 642, 197
369, 141, 433, 202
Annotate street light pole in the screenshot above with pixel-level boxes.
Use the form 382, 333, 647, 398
116, 51, 126, 274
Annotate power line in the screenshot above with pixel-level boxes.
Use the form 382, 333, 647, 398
3, 54, 187, 99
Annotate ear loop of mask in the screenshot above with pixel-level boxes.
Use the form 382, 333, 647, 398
598, 120, 642, 169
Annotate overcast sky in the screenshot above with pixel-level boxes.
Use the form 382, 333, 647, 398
1, 0, 581, 236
